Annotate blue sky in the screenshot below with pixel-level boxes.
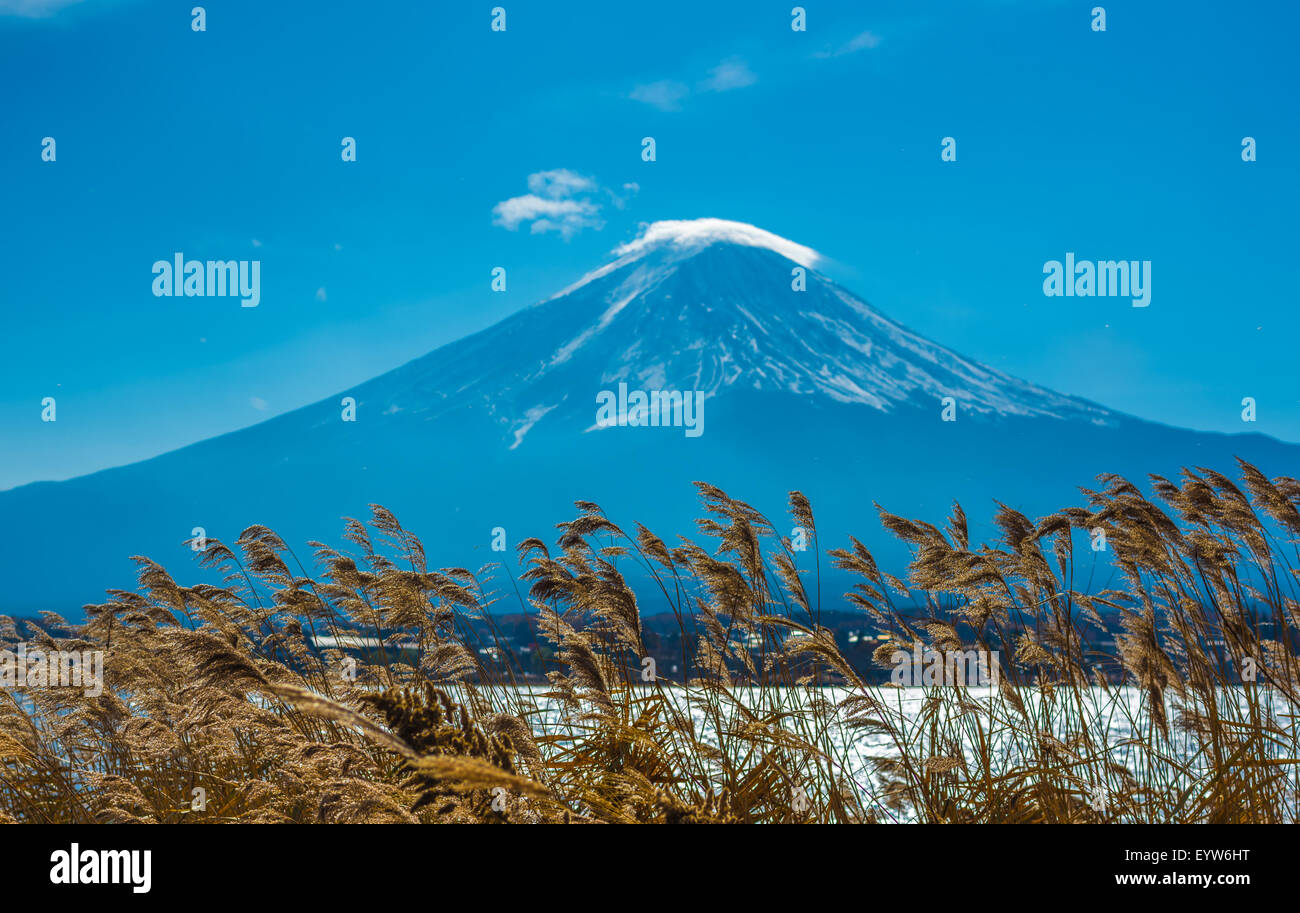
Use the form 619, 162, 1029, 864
2, 0, 1297, 489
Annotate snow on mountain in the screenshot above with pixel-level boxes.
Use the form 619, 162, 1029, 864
2, 218, 1294, 615
351, 218, 1114, 450
607, 217, 824, 268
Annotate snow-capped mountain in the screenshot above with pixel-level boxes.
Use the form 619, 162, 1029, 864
2, 219, 1295, 614
347, 218, 1112, 450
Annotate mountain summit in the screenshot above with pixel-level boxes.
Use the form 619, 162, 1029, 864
2, 219, 1294, 613
350, 218, 1112, 454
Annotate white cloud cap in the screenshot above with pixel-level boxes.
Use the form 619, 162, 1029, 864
613, 218, 822, 268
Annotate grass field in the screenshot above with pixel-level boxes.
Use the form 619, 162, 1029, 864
2, 460, 1297, 823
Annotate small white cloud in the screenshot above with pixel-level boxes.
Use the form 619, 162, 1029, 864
814, 30, 882, 59
700, 57, 757, 93
606, 182, 640, 210
251, 239, 263, 248
632, 58, 757, 111
493, 195, 603, 238
629, 80, 690, 112
315, 287, 327, 302
250, 397, 268, 411
333, 242, 342, 251
493, 169, 623, 239
527, 168, 597, 199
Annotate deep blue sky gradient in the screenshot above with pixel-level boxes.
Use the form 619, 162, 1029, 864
2, 0, 1297, 488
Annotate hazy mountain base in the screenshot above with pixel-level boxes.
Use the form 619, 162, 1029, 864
3, 387, 1296, 617
1, 459, 1297, 823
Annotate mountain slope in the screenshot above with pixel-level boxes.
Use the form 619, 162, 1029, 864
343, 218, 1114, 446
2, 219, 1295, 614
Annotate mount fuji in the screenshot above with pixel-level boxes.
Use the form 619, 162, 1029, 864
3, 218, 1296, 614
